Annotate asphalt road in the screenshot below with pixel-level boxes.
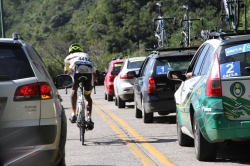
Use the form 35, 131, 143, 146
59, 85, 250, 166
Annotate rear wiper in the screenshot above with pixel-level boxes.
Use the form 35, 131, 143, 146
245, 66, 250, 70
0, 75, 11, 81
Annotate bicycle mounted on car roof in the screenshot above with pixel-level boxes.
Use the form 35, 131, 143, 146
201, 0, 247, 41
153, 1, 176, 48
180, 5, 203, 47
220, 0, 246, 32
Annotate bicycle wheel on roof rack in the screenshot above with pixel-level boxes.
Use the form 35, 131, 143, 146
182, 14, 189, 47
232, 0, 240, 32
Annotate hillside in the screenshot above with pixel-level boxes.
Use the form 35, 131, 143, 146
2, 0, 250, 76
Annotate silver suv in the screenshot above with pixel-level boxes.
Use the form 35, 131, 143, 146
0, 33, 66, 165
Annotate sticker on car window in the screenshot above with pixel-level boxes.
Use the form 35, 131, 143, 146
220, 61, 241, 78
225, 43, 250, 56
156, 66, 168, 75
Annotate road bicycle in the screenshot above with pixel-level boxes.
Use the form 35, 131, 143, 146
153, 2, 176, 48
76, 75, 91, 145
180, 5, 203, 47
220, 0, 246, 32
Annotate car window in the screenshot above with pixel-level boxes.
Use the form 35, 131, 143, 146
112, 62, 123, 72
138, 58, 149, 76
25, 45, 52, 80
154, 56, 193, 76
120, 61, 126, 71
142, 58, 154, 76
218, 43, 250, 77
127, 59, 144, 69
0, 46, 34, 80
200, 45, 215, 75
193, 45, 210, 76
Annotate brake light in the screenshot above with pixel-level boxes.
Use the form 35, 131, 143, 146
120, 72, 134, 80
14, 82, 53, 101
109, 75, 116, 82
206, 54, 222, 96
148, 77, 156, 93
39, 83, 52, 99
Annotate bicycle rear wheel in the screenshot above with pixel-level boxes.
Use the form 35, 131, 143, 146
80, 111, 85, 145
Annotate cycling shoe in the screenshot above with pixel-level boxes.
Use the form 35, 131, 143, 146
87, 117, 94, 130
69, 115, 77, 123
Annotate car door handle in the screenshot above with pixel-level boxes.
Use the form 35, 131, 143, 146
189, 87, 193, 90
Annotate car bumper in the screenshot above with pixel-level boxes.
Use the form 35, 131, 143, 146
144, 93, 176, 113
1, 148, 61, 166
120, 93, 134, 101
199, 112, 250, 142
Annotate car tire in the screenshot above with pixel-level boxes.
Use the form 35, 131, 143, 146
115, 96, 118, 106
107, 94, 113, 101
193, 114, 216, 161
134, 98, 142, 118
118, 96, 125, 108
142, 98, 153, 123
177, 113, 193, 146
105, 93, 107, 100
57, 148, 66, 166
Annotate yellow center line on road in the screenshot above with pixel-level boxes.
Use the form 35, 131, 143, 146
93, 105, 156, 166
93, 100, 176, 166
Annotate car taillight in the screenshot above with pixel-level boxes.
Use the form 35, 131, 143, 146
14, 82, 53, 101
148, 77, 156, 93
109, 75, 116, 82
120, 72, 134, 80
206, 54, 222, 96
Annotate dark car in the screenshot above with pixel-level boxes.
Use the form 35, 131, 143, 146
0, 33, 66, 165
133, 47, 197, 123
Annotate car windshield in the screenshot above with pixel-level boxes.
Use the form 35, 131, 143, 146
218, 43, 250, 77
154, 56, 193, 74
127, 59, 144, 69
0, 46, 34, 81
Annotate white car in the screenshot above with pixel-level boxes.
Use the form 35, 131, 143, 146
114, 56, 146, 108
0, 33, 66, 165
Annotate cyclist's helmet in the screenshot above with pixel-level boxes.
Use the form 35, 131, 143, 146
69, 43, 83, 53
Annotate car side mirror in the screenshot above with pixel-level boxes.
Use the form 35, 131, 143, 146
55, 74, 73, 89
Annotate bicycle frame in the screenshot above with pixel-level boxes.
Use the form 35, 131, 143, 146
153, 2, 176, 48
221, 0, 246, 32
180, 5, 203, 47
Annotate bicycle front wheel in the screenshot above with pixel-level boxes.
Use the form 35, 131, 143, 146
233, 0, 240, 31
80, 111, 85, 145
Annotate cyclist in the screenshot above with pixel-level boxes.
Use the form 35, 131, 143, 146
64, 43, 98, 130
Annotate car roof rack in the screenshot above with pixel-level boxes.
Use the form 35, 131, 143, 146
12, 32, 24, 40
201, 29, 250, 41
145, 46, 199, 52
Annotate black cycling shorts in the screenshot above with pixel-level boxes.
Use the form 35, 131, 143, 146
72, 73, 93, 93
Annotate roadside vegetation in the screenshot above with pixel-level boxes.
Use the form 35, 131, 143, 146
2, 0, 250, 77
